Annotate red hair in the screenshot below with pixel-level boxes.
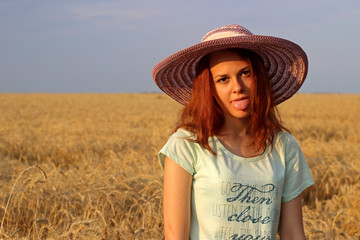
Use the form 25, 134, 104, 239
176, 49, 288, 154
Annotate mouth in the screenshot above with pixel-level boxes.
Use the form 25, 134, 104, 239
231, 97, 250, 111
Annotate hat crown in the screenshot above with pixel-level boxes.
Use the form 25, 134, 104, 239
201, 24, 253, 42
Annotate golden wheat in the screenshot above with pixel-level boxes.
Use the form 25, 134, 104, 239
0, 93, 359, 239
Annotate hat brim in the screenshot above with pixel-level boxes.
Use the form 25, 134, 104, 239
152, 35, 308, 105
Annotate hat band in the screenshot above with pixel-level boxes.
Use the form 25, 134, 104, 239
202, 32, 247, 42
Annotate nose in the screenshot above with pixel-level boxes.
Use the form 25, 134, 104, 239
232, 78, 243, 93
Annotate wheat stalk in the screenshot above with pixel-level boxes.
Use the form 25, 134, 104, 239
0, 165, 47, 235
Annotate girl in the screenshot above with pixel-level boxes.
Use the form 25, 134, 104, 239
152, 24, 314, 240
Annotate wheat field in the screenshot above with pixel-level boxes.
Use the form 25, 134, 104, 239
0, 93, 359, 239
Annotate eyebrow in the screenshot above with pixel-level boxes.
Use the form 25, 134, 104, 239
213, 74, 228, 79
213, 66, 251, 79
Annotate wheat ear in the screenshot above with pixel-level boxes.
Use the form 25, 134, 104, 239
0, 165, 47, 234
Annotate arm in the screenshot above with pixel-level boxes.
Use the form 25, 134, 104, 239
163, 156, 192, 240
278, 194, 306, 240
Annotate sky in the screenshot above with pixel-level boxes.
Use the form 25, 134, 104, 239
0, 0, 359, 94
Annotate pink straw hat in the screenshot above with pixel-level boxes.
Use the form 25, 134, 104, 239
152, 24, 308, 105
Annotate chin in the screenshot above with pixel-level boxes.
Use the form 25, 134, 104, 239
227, 111, 251, 120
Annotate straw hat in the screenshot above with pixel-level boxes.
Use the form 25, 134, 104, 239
152, 24, 308, 105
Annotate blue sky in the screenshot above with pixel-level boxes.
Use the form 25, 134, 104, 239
1, 0, 359, 93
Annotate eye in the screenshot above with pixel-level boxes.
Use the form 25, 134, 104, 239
241, 70, 251, 77
216, 77, 228, 83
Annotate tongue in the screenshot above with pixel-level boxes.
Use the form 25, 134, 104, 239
232, 99, 249, 110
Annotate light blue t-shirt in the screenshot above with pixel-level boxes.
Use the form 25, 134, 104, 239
159, 128, 314, 240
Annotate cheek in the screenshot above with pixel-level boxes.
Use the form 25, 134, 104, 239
213, 87, 221, 103
246, 77, 256, 93
214, 86, 228, 102
212, 86, 225, 105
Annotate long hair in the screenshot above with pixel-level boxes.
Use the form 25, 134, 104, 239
176, 48, 288, 154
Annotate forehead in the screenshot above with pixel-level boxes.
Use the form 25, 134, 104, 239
208, 49, 250, 69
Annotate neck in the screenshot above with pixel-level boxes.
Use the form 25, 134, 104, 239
216, 115, 264, 157
219, 114, 251, 138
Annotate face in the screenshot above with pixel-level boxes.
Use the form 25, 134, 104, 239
209, 50, 255, 120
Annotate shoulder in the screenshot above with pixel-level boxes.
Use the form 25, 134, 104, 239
162, 128, 204, 155
165, 128, 199, 147
273, 132, 307, 169
270, 131, 304, 161
274, 131, 300, 149
158, 128, 200, 174
170, 128, 197, 140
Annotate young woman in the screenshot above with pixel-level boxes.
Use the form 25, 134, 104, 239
152, 24, 314, 240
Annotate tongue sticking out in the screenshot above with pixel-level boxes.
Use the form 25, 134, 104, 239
232, 99, 249, 110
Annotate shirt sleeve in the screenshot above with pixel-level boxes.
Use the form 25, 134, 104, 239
158, 129, 198, 175
282, 134, 314, 202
